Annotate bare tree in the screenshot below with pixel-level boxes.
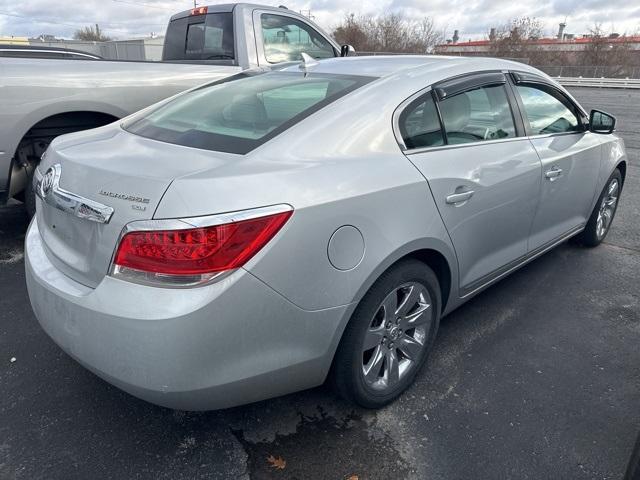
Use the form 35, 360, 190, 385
332, 13, 442, 54
582, 23, 636, 74
332, 14, 369, 50
488, 17, 549, 64
73, 24, 111, 42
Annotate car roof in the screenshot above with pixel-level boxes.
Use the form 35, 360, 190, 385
280, 55, 544, 81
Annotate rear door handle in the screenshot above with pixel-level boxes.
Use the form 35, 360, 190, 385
545, 166, 563, 181
446, 189, 475, 205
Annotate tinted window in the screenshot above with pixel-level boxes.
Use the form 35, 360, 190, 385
399, 94, 445, 149
261, 13, 335, 63
163, 13, 234, 61
124, 72, 372, 154
516, 85, 580, 135
439, 85, 516, 145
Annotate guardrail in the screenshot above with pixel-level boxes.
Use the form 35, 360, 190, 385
554, 77, 640, 89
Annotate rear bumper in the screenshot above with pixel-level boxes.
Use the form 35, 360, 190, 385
25, 218, 349, 410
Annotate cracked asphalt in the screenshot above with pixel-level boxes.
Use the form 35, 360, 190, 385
1, 87, 639, 480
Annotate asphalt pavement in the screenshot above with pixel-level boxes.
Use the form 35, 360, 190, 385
0, 87, 639, 480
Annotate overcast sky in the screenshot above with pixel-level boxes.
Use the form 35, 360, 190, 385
0, 0, 638, 41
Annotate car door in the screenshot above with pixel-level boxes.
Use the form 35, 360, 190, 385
397, 73, 542, 294
510, 74, 602, 251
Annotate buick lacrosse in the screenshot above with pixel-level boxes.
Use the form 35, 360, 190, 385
25, 56, 626, 410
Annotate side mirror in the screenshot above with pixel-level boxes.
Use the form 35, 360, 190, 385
589, 109, 616, 134
340, 44, 356, 57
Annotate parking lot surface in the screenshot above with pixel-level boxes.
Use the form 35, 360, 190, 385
0, 87, 639, 479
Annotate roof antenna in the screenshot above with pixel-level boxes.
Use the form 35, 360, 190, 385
299, 52, 319, 72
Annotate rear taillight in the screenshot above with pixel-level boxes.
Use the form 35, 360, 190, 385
110, 205, 292, 287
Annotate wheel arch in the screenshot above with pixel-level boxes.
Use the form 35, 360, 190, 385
405, 248, 452, 314
351, 238, 458, 316
6, 109, 121, 200
617, 160, 627, 186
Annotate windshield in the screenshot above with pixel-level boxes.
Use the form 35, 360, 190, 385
123, 72, 374, 154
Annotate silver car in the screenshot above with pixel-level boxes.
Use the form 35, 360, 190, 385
25, 56, 627, 410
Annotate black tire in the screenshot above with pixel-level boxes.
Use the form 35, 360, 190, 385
577, 168, 623, 247
332, 259, 441, 408
24, 168, 37, 218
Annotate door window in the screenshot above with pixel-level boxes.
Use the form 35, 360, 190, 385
439, 85, 516, 145
516, 85, 580, 135
261, 13, 335, 63
399, 94, 445, 149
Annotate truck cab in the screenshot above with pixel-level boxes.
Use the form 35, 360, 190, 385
162, 3, 341, 68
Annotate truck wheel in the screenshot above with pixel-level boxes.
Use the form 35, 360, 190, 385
332, 259, 441, 408
24, 169, 36, 218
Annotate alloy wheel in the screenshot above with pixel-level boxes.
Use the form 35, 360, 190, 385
596, 178, 619, 239
361, 282, 432, 391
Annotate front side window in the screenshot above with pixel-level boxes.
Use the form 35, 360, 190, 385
399, 94, 445, 149
439, 85, 516, 145
124, 72, 372, 154
261, 13, 335, 63
516, 85, 580, 135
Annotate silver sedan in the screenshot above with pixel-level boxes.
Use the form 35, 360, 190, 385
25, 56, 627, 410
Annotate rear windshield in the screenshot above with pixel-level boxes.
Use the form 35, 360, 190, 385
123, 72, 373, 154
163, 12, 235, 61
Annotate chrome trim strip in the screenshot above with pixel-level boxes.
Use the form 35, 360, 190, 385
526, 131, 587, 141
120, 203, 294, 232
36, 164, 114, 224
404, 135, 526, 156
460, 225, 584, 299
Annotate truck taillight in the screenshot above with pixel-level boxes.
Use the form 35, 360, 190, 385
110, 206, 292, 287
190, 6, 208, 15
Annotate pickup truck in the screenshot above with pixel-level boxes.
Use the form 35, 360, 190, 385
0, 3, 350, 213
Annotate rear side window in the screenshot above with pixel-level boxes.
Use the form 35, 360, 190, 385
439, 85, 516, 145
124, 72, 373, 154
399, 94, 445, 149
261, 13, 336, 63
163, 13, 234, 61
516, 85, 580, 135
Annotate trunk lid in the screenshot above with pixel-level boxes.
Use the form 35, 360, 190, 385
37, 126, 235, 288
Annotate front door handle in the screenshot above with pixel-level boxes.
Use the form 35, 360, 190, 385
446, 188, 475, 205
545, 166, 563, 181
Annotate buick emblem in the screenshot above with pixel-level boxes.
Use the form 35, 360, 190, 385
40, 167, 56, 196
38, 164, 61, 200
